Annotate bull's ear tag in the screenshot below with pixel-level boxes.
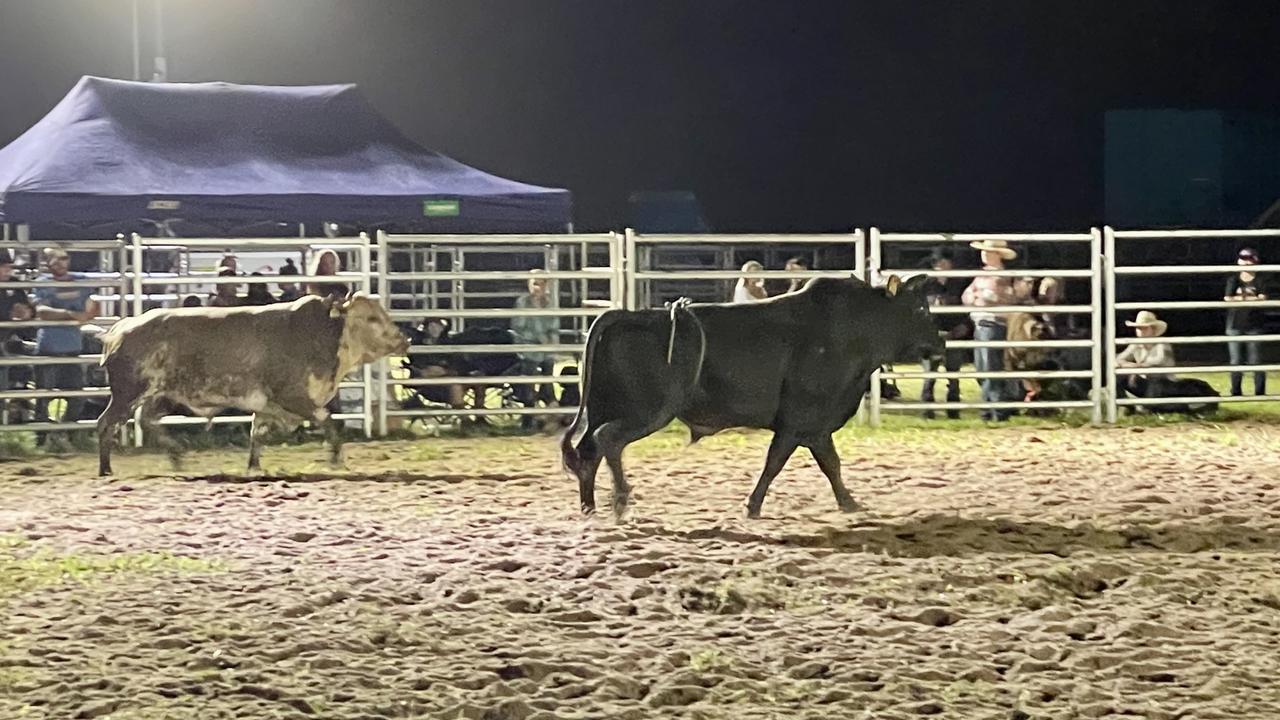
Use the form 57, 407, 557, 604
885, 275, 902, 297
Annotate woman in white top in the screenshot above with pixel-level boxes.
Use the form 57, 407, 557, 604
733, 260, 768, 303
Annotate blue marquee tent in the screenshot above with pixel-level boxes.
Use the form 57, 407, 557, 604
0, 76, 571, 236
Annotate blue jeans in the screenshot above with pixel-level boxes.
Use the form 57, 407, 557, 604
1227, 328, 1266, 396
921, 348, 966, 418
973, 321, 1018, 420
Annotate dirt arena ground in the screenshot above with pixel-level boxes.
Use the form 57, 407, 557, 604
2, 421, 1279, 719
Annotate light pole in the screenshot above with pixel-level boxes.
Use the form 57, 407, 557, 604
131, 0, 140, 80
151, 0, 167, 82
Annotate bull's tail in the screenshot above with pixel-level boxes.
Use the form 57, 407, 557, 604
561, 309, 629, 478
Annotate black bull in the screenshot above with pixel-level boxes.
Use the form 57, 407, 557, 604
561, 275, 945, 518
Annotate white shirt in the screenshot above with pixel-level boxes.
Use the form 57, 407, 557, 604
733, 283, 765, 304
1116, 342, 1175, 369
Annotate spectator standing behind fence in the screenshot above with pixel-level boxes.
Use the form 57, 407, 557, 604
307, 249, 349, 300
961, 240, 1020, 421
33, 248, 98, 430
920, 248, 970, 419
0, 251, 30, 389
209, 267, 240, 307
512, 270, 560, 429
733, 261, 768, 303
276, 259, 302, 302
1224, 247, 1269, 397
784, 256, 810, 294
243, 272, 276, 305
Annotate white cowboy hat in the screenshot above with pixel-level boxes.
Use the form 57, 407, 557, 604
969, 239, 1017, 260
1125, 310, 1168, 335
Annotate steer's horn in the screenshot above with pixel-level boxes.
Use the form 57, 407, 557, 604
884, 274, 902, 296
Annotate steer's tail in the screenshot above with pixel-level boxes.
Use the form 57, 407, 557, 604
561, 309, 628, 478
561, 301, 705, 480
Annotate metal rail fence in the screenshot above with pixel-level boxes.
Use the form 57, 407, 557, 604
867, 229, 1103, 425
0, 239, 128, 434
376, 231, 623, 433
1104, 227, 1280, 421
0, 226, 1274, 438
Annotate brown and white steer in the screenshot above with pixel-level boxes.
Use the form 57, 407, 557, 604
96, 292, 408, 476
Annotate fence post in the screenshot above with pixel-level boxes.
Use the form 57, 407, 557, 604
1103, 226, 1118, 423
868, 227, 882, 286
854, 228, 867, 282
1090, 227, 1103, 425
358, 233, 374, 439
376, 230, 390, 437
130, 233, 145, 447
624, 228, 638, 311
867, 227, 882, 427
610, 231, 624, 309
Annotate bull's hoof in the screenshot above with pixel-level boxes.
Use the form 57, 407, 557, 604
836, 496, 860, 513
745, 504, 763, 520
611, 499, 631, 523
98, 467, 112, 478
167, 454, 185, 472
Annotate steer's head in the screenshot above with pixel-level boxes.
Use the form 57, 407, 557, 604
883, 274, 946, 363
331, 292, 411, 362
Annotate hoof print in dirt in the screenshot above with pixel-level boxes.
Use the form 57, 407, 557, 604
647, 684, 708, 708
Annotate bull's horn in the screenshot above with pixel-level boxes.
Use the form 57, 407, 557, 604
885, 274, 902, 296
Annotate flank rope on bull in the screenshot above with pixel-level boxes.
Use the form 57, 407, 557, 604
665, 297, 694, 365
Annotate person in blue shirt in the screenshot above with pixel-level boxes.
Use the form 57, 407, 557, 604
511, 270, 561, 429
33, 247, 99, 425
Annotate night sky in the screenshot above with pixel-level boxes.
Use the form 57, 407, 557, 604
2, 0, 1278, 232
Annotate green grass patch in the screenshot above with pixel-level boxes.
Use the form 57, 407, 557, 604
0, 546, 226, 599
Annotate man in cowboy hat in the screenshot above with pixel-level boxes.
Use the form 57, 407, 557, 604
961, 239, 1021, 420
1223, 247, 1269, 396
1115, 310, 1175, 403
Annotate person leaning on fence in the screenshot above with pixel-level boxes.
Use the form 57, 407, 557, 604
276, 258, 302, 303
0, 251, 31, 393
32, 247, 99, 431
1224, 247, 1269, 397
961, 239, 1021, 421
243, 272, 276, 305
511, 270, 561, 429
307, 249, 349, 300
733, 261, 768, 303
784, 256, 810, 294
920, 247, 970, 419
209, 267, 241, 307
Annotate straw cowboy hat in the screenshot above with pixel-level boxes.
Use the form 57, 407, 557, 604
1125, 310, 1168, 335
969, 239, 1017, 260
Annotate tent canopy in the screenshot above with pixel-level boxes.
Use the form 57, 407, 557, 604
0, 76, 571, 234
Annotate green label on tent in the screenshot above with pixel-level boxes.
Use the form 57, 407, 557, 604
423, 200, 460, 217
